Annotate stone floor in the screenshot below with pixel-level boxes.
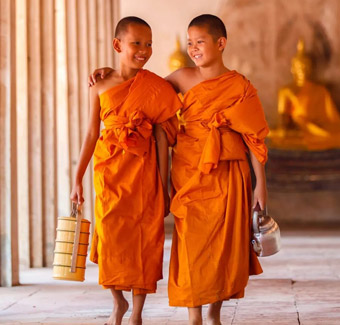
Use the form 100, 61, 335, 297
1, 230, 340, 324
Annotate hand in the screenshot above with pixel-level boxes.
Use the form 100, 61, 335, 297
88, 67, 114, 87
70, 182, 84, 205
164, 192, 170, 218
252, 183, 267, 211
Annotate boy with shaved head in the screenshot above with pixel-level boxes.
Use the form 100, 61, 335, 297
71, 16, 181, 325
165, 14, 268, 324
90, 14, 269, 325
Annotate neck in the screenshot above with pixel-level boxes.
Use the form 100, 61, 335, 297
197, 60, 229, 80
294, 78, 307, 88
119, 65, 141, 81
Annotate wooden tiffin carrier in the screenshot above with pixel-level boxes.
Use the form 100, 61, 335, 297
53, 203, 91, 281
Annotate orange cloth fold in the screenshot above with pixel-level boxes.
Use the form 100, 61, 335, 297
168, 70, 268, 307
103, 110, 153, 157
198, 112, 238, 174
160, 114, 179, 147
102, 285, 155, 296
90, 69, 181, 292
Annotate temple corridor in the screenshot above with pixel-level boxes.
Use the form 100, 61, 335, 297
1, 1, 340, 324
1, 229, 340, 325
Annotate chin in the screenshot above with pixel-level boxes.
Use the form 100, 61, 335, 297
195, 62, 208, 68
131, 63, 146, 69
192, 59, 204, 67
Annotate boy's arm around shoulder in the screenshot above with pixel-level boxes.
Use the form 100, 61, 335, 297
165, 67, 196, 94
88, 67, 114, 86
70, 85, 101, 204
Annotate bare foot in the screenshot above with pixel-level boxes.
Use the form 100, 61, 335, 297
128, 316, 142, 325
189, 320, 202, 325
207, 300, 222, 325
206, 321, 221, 325
105, 299, 129, 325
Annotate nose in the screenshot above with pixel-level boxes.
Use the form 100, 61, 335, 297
189, 42, 198, 51
139, 44, 150, 54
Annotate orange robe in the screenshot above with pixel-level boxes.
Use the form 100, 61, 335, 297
90, 69, 182, 294
168, 71, 269, 307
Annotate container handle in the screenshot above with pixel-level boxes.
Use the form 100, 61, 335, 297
70, 203, 82, 273
71, 202, 78, 218
252, 203, 268, 233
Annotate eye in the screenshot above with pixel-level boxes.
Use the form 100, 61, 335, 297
187, 41, 192, 46
134, 41, 140, 45
198, 40, 204, 44
147, 43, 152, 47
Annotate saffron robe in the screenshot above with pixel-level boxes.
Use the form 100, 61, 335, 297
90, 69, 182, 294
168, 70, 269, 307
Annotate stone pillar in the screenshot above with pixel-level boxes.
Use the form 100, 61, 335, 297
1, 0, 119, 286
16, 0, 30, 269
27, 0, 44, 268
55, 0, 72, 226
41, 0, 57, 267
0, 0, 19, 287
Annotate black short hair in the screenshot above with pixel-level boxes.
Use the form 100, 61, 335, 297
114, 16, 151, 38
188, 14, 227, 40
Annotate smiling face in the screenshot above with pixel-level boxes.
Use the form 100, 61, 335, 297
114, 23, 152, 70
187, 25, 225, 68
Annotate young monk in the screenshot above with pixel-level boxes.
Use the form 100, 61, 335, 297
71, 16, 181, 325
89, 14, 269, 325
165, 15, 268, 325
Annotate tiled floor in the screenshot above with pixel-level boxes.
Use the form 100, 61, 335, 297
1, 230, 340, 324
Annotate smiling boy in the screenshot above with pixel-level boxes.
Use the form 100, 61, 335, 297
71, 16, 181, 325
165, 15, 269, 324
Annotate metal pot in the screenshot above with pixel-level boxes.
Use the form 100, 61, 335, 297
252, 208, 281, 257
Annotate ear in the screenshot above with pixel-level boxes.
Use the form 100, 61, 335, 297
217, 37, 227, 51
112, 38, 122, 53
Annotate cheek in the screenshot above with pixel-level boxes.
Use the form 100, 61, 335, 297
199, 45, 206, 52
123, 47, 132, 56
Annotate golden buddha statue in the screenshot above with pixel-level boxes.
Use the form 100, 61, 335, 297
268, 39, 340, 150
168, 36, 188, 72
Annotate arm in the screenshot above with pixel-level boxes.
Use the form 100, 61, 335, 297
249, 149, 267, 210
294, 116, 330, 137
165, 67, 198, 95
88, 67, 114, 86
70, 86, 101, 204
277, 88, 292, 129
165, 70, 181, 93
154, 124, 170, 217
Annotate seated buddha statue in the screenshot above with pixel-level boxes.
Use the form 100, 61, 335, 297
268, 40, 340, 150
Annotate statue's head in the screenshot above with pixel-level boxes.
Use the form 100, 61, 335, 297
169, 36, 188, 72
291, 39, 312, 87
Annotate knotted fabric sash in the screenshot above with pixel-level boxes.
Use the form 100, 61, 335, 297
198, 112, 229, 174
103, 110, 153, 157
179, 112, 247, 175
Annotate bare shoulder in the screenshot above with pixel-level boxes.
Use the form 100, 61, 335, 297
89, 80, 101, 97
166, 67, 198, 94
94, 70, 124, 96
166, 67, 196, 81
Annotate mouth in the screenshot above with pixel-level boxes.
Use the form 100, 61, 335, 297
135, 56, 147, 61
192, 54, 202, 60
